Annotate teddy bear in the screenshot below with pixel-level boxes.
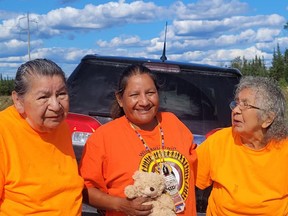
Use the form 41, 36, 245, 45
124, 170, 176, 216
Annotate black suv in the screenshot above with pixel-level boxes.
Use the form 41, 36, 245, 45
67, 54, 241, 215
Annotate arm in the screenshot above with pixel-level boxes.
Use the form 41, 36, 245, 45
0, 135, 4, 201
80, 128, 152, 215
83, 187, 152, 216
196, 138, 213, 189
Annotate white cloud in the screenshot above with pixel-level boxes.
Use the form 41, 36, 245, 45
170, 0, 249, 20
36, 1, 166, 34
96, 35, 147, 48
0, 0, 287, 77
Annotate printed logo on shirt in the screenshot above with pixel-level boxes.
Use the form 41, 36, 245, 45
138, 148, 190, 201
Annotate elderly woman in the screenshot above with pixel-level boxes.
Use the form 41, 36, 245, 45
0, 59, 83, 215
196, 76, 288, 215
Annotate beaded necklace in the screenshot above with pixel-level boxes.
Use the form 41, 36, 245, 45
129, 117, 186, 213
129, 117, 165, 167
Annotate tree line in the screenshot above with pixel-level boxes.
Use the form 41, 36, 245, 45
0, 75, 14, 95
230, 44, 288, 87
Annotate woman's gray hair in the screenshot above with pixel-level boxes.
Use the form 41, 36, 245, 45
14, 58, 66, 96
235, 76, 288, 143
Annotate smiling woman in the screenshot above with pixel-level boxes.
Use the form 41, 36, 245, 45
79, 64, 198, 216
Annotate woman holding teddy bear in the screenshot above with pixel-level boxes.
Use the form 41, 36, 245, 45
79, 64, 197, 216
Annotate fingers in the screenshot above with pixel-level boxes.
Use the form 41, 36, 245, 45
127, 197, 153, 216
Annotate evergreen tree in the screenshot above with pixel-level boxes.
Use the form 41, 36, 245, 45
283, 49, 288, 82
270, 44, 285, 84
230, 55, 267, 76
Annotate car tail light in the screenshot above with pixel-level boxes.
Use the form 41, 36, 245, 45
66, 112, 101, 146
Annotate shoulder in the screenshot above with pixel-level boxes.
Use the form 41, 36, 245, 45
158, 112, 192, 135
158, 111, 180, 122
0, 106, 18, 128
98, 116, 127, 130
197, 127, 233, 152
90, 116, 128, 138
207, 127, 232, 139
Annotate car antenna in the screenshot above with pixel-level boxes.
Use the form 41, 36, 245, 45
160, 21, 168, 62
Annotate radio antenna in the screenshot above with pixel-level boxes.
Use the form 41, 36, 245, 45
160, 21, 168, 62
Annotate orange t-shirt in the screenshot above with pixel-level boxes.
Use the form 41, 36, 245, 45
0, 106, 84, 215
196, 127, 288, 215
80, 112, 197, 216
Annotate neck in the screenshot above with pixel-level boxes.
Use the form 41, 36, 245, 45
130, 118, 158, 131
241, 135, 267, 150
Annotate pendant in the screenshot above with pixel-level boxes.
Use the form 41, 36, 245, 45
158, 162, 186, 213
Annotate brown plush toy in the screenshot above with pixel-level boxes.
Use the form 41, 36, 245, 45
124, 171, 176, 216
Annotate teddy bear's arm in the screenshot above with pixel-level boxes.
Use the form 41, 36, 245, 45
124, 185, 137, 199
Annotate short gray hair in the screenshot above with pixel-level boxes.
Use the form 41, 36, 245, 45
14, 58, 66, 96
235, 76, 288, 143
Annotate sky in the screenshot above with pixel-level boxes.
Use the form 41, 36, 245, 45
0, 0, 288, 78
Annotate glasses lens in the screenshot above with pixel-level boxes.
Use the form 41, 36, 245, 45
229, 101, 236, 110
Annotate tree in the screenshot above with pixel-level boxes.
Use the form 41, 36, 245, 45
0, 75, 14, 95
230, 55, 267, 76
269, 44, 285, 84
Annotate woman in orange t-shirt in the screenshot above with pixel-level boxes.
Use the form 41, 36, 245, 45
0, 59, 83, 215
80, 64, 197, 216
196, 76, 288, 215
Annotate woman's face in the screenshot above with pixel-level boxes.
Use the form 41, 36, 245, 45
117, 73, 159, 129
13, 74, 69, 133
231, 88, 264, 138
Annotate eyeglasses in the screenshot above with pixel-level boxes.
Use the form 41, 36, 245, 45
229, 100, 262, 111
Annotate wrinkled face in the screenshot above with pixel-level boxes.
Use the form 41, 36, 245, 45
13, 75, 69, 133
117, 73, 159, 129
231, 88, 264, 138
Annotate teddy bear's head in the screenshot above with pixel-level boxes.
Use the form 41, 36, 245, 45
124, 171, 166, 199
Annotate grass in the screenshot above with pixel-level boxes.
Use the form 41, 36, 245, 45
0, 95, 13, 111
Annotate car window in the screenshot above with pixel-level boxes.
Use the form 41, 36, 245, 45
68, 60, 239, 135
156, 71, 237, 134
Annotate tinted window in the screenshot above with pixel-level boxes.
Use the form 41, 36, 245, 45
68, 60, 239, 135
156, 71, 237, 134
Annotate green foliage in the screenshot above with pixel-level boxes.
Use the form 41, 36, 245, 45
270, 44, 285, 84
0, 75, 14, 95
230, 55, 267, 77
230, 43, 288, 87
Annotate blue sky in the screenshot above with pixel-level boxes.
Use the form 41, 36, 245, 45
0, 0, 288, 78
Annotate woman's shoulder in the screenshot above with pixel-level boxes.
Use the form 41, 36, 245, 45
158, 111, 178, 121
158, 111, 190, 131
96, 116, 128, 132
0, 106, 18, 127
207, 127, 232, 139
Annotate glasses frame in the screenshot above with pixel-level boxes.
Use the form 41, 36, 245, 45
229, 100, 262, 111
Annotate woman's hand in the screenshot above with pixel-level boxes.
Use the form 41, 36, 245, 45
119, 197, 153, 216
84, 187, 153, 216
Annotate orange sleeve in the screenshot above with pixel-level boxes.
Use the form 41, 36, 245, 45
0, 134, 4, 201
79, 127, 108, 192
196, 138, 213, 189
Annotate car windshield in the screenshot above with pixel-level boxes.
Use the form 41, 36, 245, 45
68, 60, 239, 135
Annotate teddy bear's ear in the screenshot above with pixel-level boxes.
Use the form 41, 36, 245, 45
132, 170, 142, 180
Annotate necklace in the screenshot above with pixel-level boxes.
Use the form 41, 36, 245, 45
128, 117, 165, 167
